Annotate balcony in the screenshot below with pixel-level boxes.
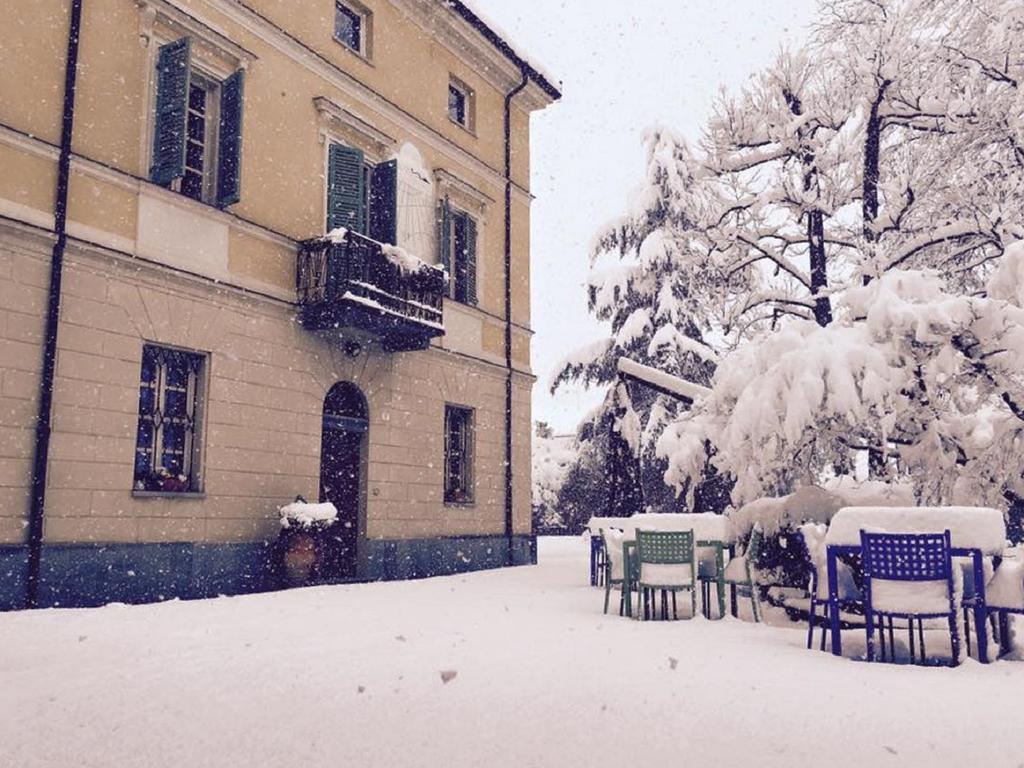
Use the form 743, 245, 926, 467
297, 231, 447, 352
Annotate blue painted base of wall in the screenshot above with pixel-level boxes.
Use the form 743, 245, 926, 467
0, 534, 537, 611
362, 534, 536, 581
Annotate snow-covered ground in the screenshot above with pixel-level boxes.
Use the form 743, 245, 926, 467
2, 537, 1021, 768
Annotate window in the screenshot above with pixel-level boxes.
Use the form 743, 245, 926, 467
439, 201, 478, 305
335, 2, 370, 57
134, 345, 205, 494
448, 77, 474, 131
149, 37, 245, 208
326, 142, 397, 244
444, 405, 474, 504
181, 73, 219, 202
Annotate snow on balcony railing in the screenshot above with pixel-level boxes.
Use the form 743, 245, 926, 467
297, 229, 447, 334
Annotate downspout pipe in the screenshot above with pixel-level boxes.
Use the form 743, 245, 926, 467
25, 0, 84, 608
503, 68, 530, 567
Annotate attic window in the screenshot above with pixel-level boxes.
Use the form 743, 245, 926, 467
448, 77, 474, 132
335, 2, 371, 58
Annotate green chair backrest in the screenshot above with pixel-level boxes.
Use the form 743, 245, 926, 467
636, 529, 694, 565
747, 525, 764, 565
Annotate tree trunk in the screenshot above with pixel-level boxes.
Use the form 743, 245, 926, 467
862, 81, 890, 475
783, 86, 833, 327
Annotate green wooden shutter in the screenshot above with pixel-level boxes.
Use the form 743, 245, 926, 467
150, 38, 192, 186
216, 69, 245, 208
438, 196, 452, 295
463, 214, 478, 306
368, 160, 397, 245
327, 143, 365, 233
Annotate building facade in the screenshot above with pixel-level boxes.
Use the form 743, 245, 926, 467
0, 0, 559, 609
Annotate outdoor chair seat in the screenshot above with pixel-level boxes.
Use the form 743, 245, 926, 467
640, 562, 693, 587
722, 525, 763, 622
723, 556, 748, 582
985, 559, 1024, 609
869, 579, 954, 615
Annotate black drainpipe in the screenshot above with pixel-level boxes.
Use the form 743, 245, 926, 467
503, 68, 530, 567
25, 0, 84, 608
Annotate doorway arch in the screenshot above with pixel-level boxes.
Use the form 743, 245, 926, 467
319, 382, 368, 579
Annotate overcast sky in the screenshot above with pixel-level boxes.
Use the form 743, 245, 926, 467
472, 0, 820, 433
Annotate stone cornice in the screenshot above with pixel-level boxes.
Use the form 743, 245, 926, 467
387, 0, 556, 112
136, 0, 257, 68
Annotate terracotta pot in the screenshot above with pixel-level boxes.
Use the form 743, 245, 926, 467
282, 532, 317, 586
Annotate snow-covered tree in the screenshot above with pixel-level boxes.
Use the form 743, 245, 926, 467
557, 0, 1024, 512
659, 244, 1024, 508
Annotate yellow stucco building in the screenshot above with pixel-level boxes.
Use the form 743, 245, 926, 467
0, 0, 560, 608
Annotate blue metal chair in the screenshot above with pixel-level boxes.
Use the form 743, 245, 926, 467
590, 533, 607, 587
860, 530, 960, 666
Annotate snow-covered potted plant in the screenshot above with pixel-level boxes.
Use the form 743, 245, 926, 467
277, 497, 339, 587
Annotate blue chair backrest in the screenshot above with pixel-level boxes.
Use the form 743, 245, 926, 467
860, 530, 952, 582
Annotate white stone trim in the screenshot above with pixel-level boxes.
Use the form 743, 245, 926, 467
434, 169, 493, 215
136, 0, 257, 70
313, 96, 396, 157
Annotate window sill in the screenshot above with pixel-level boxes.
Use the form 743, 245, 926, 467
333, 36, 373, 66
444, 500, 476, 509
132, 491, 206, 500
447, 117, 477, 138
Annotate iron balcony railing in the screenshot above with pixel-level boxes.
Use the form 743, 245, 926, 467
297, 230, 447, 349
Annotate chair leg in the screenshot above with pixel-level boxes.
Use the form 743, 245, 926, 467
603, 579, 612, 615
908, 617, 916, 663
807, 596, 817, 650
963, 607, 972, 659
918, 620, 926, 665
888, 616, 895, 662
879, 614, 887, 662
672, 590, 678, 620
949, 612, 961, 667
865, 609, 876, 662
750, 584, 762, 624
690, 587, 696, 619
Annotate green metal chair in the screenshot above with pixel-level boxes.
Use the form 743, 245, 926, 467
723, 524, 763, 622
601, 529, 634, 616
635, 529, 697, 620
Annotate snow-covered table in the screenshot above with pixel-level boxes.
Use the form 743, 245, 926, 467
824, 506, 1007, 663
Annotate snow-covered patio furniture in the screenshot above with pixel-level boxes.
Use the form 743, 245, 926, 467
601, 530, 637, 616
588, 513, 734, 617
861, 531, 960, 666
824, 506, 1006, 663
798, 525, 863, 651
985, 555, 1024, 656
636, 530, 697, 620
722, 524, 764, 623
586, 516, 629, 586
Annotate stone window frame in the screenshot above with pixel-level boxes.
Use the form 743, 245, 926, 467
334, 0, 374, 61
447, 75, 475, 134
136, 0, 256, 204
132, 342, 210, 498
444, 403, 476, 506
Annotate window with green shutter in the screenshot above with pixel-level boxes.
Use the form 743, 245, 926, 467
149, 37, 245, 208
439, 204, 478, 306
327, 143, 366, 233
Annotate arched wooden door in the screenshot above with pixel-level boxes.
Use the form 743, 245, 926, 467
319, 382, 368, 579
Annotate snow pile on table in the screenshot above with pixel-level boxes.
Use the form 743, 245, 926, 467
728, 486, 844, 537
825, 506, 1006, 553
279, 501, 338, 529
